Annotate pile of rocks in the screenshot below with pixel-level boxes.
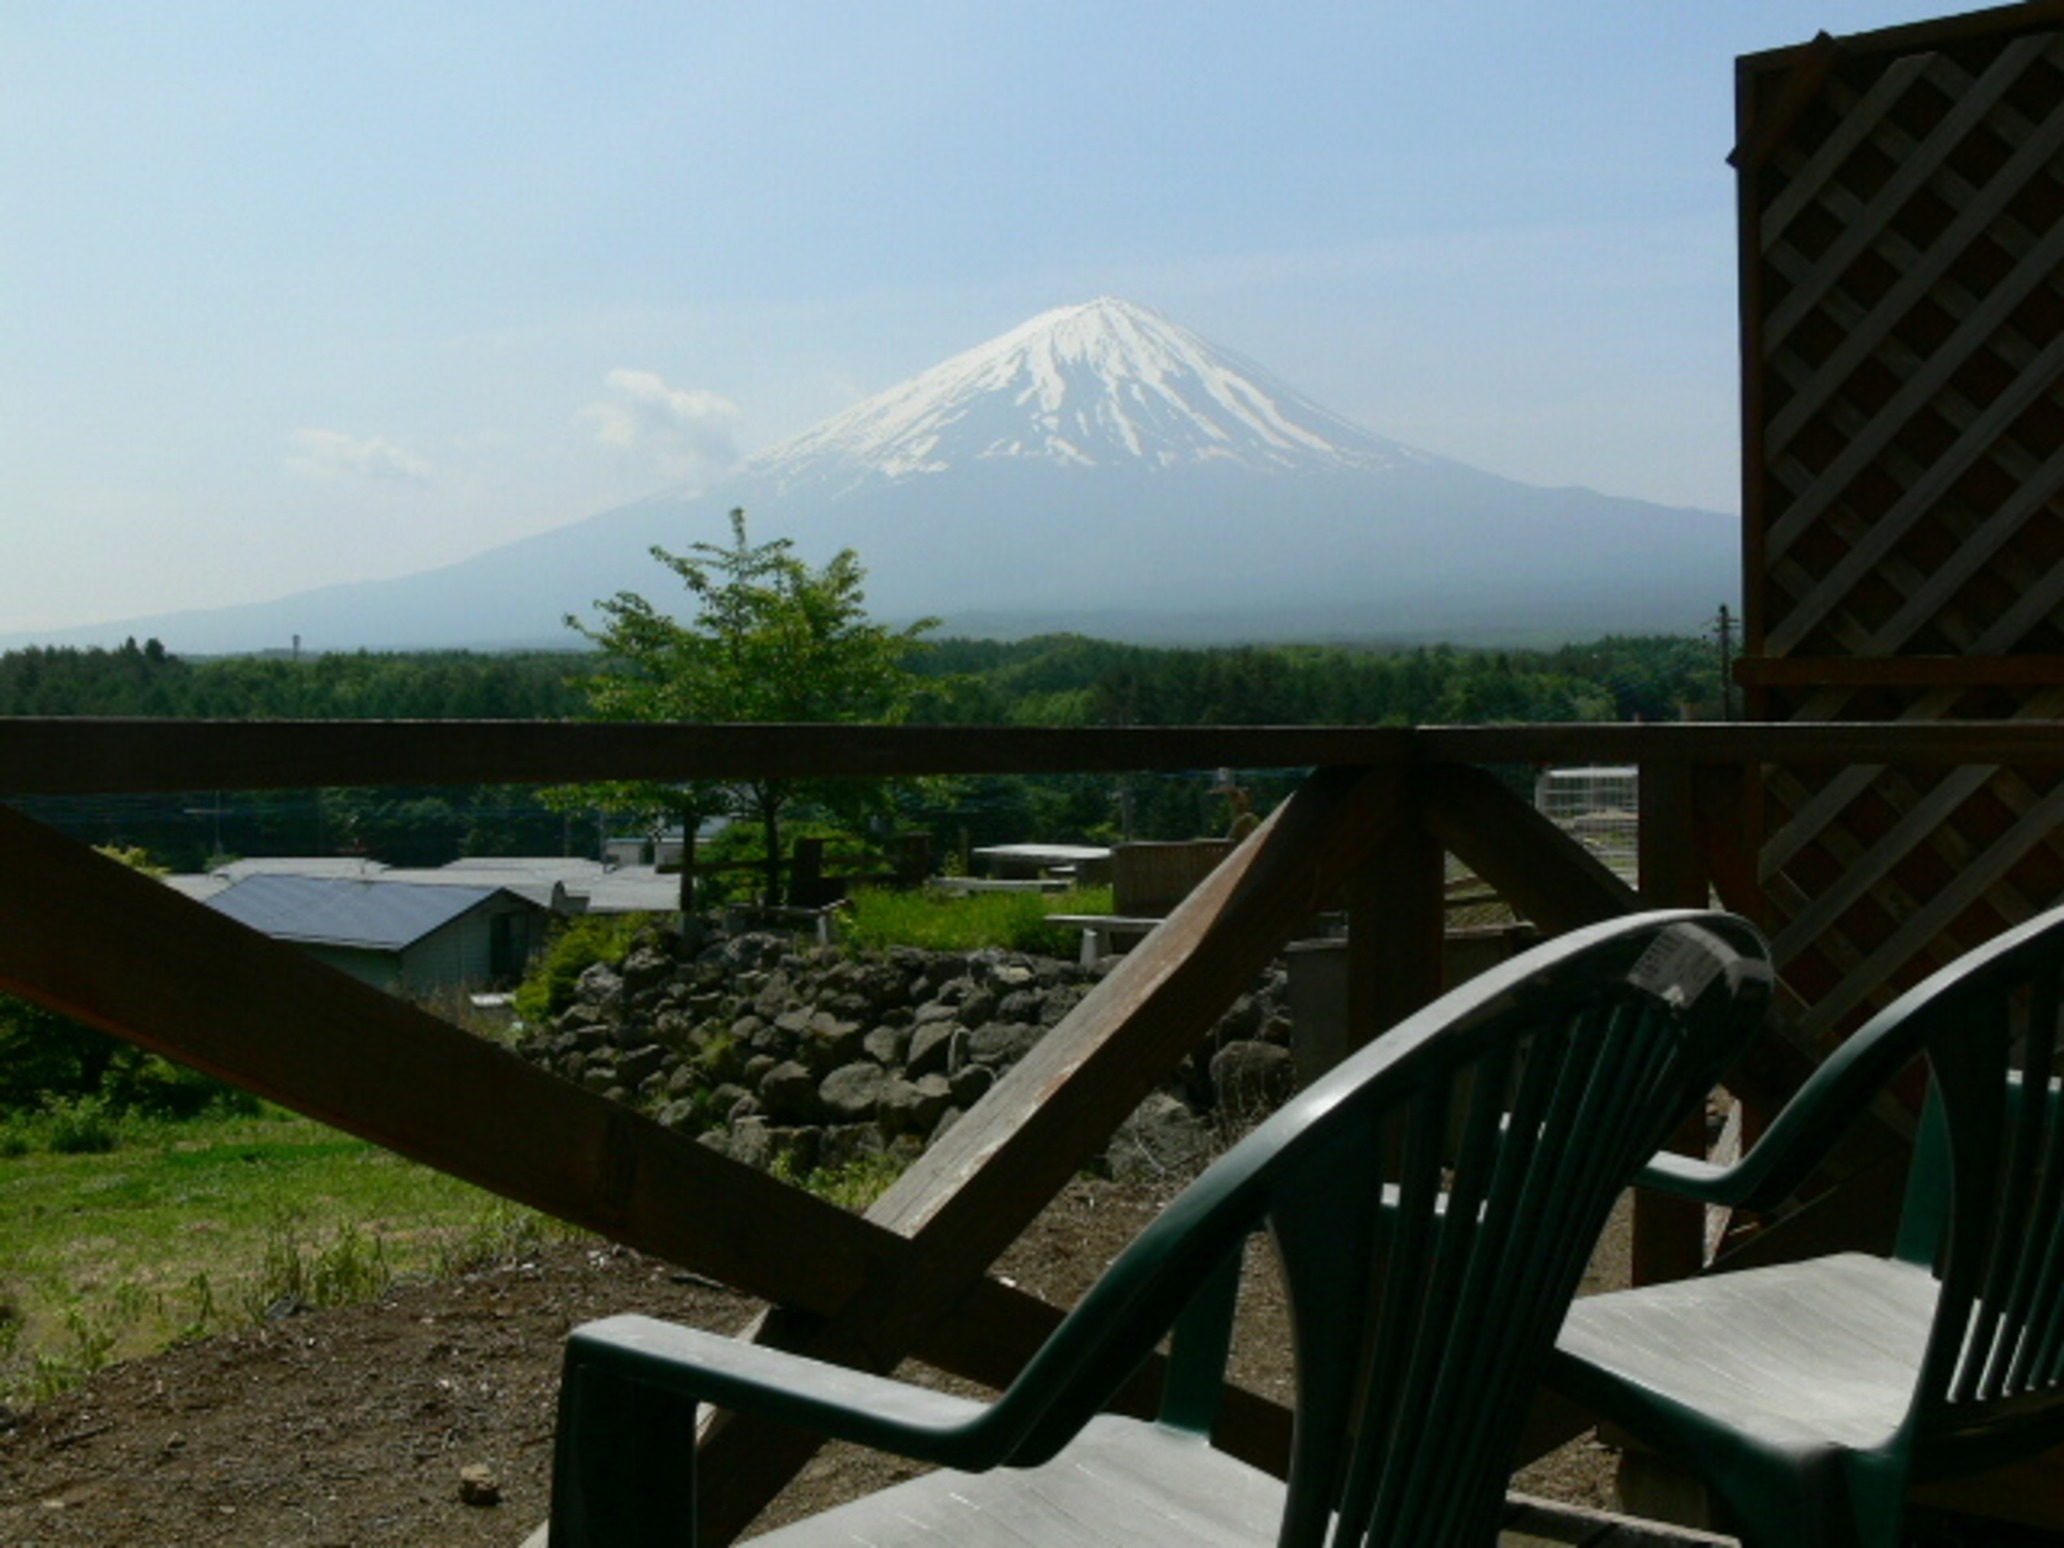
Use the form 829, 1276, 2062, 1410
512, 922, 1297, 1183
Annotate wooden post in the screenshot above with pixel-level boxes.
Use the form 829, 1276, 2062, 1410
1636, 760, 1705, 910
1345, 787, 1447, 1056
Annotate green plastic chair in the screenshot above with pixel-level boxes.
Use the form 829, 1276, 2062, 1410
543, 910, 1772, 1548
1550, 902, 2064, 1548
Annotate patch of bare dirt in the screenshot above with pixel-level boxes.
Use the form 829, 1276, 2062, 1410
0, 1179, 1624, 1546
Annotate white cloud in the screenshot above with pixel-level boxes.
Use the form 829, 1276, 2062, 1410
582, 368, 741, 482
285, 429, 435, 485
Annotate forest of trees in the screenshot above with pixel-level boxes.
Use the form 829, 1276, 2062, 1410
0, 630, 1726, 869
912, 632, 1723, 728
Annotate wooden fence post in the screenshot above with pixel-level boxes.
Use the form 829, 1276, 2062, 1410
1345, 783, 1447, 1059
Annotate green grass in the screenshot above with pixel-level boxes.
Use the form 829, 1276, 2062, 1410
843, 884, 1114, 955
770, 1150, 907, 1212
0, 888, 1112, 1407
0, 1105, 567, 1405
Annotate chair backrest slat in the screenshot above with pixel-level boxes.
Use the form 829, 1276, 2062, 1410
1899, 917, 2064, 1435
1232, 919, 1769, 1548
1963, 989, 2050, 1401
2013, 1077, 2064, 1388
1981, 982, 2064, 1395
1267, 1116, 1386, 1548
1395, 1024, 1604, 1542
971, 913, 1766, 1548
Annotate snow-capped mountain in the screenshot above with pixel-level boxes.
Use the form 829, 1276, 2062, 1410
8, 300, 1739, 652
756, 297, 1432, 490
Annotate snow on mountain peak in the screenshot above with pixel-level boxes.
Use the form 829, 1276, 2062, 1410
749, 297, 1431, 493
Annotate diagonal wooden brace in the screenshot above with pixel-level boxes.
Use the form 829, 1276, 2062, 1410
687, 764, 1411, 1542
0, 769, 1411, 1544
0, 802, 903, 1311
0, 796, 1314, 1524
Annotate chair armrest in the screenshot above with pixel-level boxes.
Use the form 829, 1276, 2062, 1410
567, 1313, 1003, 1469
1629, 1088, 1890, 1213
548, 1316, 1030, 1545
1632, 1150, 1738, 1199
1632, 997, 1941, 1213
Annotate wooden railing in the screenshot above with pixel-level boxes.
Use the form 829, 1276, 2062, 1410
7, 717, 2063, 1540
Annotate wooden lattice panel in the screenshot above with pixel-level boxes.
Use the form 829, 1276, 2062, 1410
1748, 20, 2064, 659
1739, 5, 2064, 1034
1757, 683, 2064, 1039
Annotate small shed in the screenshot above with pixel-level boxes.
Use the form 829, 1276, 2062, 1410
203, 874, 550, 994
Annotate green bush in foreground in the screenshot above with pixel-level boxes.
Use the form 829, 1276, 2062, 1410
513, 911, 659, 1026
842, 885, 1112, 956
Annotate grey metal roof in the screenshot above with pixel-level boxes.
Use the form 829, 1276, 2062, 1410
214, 856, 389, 880
438, 857, 610, 881
162, 873, 233, 903
381, 868, 569, 912
578, 867, 684, 914
204, 874, 516, 951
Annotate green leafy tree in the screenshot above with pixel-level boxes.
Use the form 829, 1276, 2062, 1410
563, 509, 937, 906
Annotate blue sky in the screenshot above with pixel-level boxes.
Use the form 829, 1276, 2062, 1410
2, 2, 1955, 636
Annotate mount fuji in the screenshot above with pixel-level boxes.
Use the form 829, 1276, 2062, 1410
24, 298, 1738, 652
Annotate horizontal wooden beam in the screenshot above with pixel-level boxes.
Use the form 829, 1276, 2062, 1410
0, 719, 1412, 794
15, 717, 2064, 798
1737, 655, 2064, 688
1410, 721, 2064, 768
1738, 1, 2064, 91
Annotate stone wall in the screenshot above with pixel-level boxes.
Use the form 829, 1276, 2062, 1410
512, 922, 1296, 1183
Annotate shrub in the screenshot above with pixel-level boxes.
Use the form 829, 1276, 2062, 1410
512, 912, 657, 1026
772, 1150, 906, 1212
103, 1053, 260, 1120
430, 1205, 557, 1277
247, 1219, 394, 1319
843, 886, 1112, 956
0, 991, 257, 1123
0, 1113, 34, 1159
42, 1094, 119, 1155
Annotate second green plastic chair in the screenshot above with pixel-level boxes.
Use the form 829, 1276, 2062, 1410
1551, 902, 2064, 1548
